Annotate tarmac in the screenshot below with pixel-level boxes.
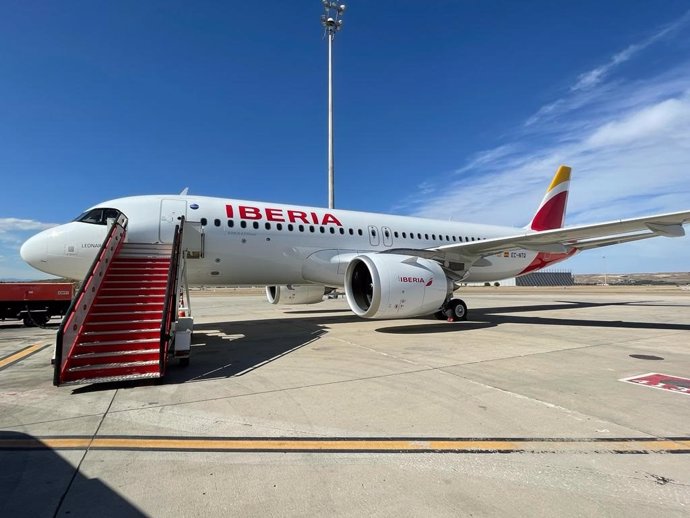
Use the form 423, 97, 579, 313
1, 286, 689, 517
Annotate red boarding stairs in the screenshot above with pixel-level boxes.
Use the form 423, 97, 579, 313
54, 213, 186, 386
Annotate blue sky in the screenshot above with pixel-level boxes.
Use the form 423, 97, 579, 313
1, 1, 689, 279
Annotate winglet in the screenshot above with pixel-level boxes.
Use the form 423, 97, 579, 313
528, 165, 571, 231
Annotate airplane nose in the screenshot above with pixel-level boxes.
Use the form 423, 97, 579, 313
20, 233, 48, 268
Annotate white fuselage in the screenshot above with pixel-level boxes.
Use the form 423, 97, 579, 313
21, 194, 572, 284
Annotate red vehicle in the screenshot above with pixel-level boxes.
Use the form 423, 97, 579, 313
0, 283, 74, 326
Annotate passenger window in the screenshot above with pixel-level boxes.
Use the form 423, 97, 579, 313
394, 231, 399, 238
265, 222, 271, 230
309, 225, 315, 232
288, 224, 294, 231
358, 229, 363, 236
320, 226, 325, 233
228, 220, 234, 228
253, 222, 259, 229
214, 219, 221, 227
201, 218, 208, 226
277, 223, 283, 231
339, 228, 344, 235
348, 229, 354, 235
331, 227, 336, 234
299, 225, 304, 232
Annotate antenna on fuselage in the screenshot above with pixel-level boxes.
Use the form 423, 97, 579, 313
179, 188, 189, 196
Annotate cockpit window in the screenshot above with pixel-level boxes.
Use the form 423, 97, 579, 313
74, 208, 120, 225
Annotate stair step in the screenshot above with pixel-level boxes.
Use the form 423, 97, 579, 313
68, 350, 160, 367
100, 284, 167, 290
109, 264, 170, 270
83, 319, 162, 331
111, 259, 170, 265
91, 307, 164, 315
74, 339, 159, 354
101, 275, 168, 288
62, 362, 161, 383
108, 274, 168, 280
86, 311, 163, 322
103, 279, 168, 284
67, 360, 159, 372
93, 295, 166, 305
109, 265, 170, 270
59, 372, 161, 386
98, 287, 167, 295
77, 329, 160, 345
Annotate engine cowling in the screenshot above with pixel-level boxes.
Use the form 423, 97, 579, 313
266, 285, 326, 305
344, 253, 451, 319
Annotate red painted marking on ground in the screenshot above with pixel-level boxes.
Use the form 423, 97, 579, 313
620, 373, 690, 396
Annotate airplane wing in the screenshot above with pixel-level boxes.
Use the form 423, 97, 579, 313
384, 209, 690, 265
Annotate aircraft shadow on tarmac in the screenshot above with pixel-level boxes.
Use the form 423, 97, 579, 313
163, 313, 363, 384
0, 431, 145, 517
378, 300, 690, 334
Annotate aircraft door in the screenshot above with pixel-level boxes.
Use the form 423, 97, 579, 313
159, 199, 187, 243
381, 226, 393, 247
368, 226, 380, 247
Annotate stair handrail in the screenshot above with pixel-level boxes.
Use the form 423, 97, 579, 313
54, 212, 128, 386
159, 216, 185, 376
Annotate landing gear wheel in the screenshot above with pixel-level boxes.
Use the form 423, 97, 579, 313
446, 299, 468, 322
434, 310, 446, 320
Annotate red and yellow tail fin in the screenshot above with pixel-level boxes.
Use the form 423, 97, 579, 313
529, 165, 571, 231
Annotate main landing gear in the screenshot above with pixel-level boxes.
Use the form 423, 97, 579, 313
435, 298, 468, 322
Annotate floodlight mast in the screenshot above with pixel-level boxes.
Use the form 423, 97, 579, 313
321, 2, 345, 209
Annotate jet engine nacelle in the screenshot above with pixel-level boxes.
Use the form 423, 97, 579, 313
266, 285, 326, 305
344, 253, 451, 319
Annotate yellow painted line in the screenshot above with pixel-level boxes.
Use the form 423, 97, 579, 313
88, 438, 521, 452
2, 437, 689, 454
0, 342, 48, 369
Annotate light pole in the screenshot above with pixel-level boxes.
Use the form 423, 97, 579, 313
321, 1, 345, 209
602, 255, 608, 285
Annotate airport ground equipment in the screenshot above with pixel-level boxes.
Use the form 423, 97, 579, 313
0, 282, 74, 327
54, 213, 190, 386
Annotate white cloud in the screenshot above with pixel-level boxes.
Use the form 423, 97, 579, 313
0, 218, 57, 233
571, 10, 690, 92
0, 218, 58, 280
586, 96, 690, 148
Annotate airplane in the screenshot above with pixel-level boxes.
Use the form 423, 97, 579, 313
20, 165, 690, 322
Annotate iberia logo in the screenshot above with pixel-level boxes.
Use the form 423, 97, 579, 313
399, 276, 433, 287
